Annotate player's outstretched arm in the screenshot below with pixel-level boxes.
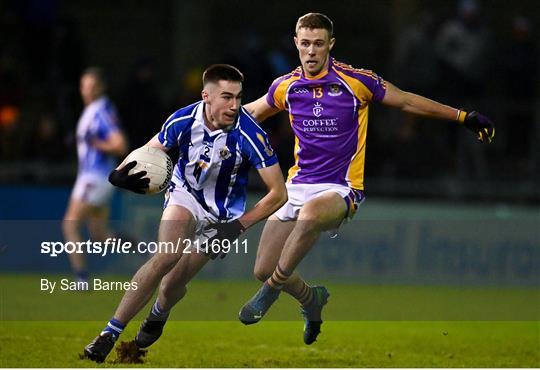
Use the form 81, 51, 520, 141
381, 81, 495, 143
238, 163, 288, 229
244, 94, 282, 123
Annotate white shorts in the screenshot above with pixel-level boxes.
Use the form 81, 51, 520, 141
274, 183, 365, 222
163, 183, 219, 241
71, 173, 114, 206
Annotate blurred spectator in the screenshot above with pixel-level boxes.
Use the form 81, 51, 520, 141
20, 0, 58, 84
436, 0, 492, 101
501, 15, 538, 177
394, 10, 440, 98
388, 10, 447, 179
435, 0, 494, 180
268, 35, 295, 77
224, 32, 293, 178
168, 66, 204, 110
0, 50, 24, 145
223, 31, 274, 102
49, 17, 85, 135
165, 66, 204, 165
28, 113, 66, 161
119, 57, 164, 150
0, 105, 24, 160
1, 3, 81, 164
0, 33, 25, 110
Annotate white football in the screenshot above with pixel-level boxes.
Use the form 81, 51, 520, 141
121, 146, 173, 194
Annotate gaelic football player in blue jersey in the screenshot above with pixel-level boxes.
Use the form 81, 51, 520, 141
83, 64, 287, 363
239, 13, 495, 344
63, 68, 128, 287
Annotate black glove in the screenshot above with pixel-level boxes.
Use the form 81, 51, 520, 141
203, 219, 246, 259
108, 161, 150, 194
462, 111, 495, 143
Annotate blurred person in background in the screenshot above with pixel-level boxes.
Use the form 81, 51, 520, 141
502, 15, 538, 177
48, 17, 85, 138
435, 0, 494, 181
119, 56, 164, 150
62, 67, 128, 286
389, 9, 445, 179
29, 112, 65, 161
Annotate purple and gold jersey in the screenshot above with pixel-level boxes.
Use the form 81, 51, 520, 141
266, 57, 386, 190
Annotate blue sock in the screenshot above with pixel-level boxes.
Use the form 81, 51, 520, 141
75, 270, 88, 282
150, 300, 170, 320
101, 318, 125, 340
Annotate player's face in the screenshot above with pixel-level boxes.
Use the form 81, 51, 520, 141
202, 80, 242, 130
294, 27, 335, 77
80, 74, 103, 105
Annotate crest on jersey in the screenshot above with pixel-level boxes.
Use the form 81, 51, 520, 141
256, 133, 274, 157
313, 102, 324, 117
328, 83, 343, 97
219, 146, 232, 160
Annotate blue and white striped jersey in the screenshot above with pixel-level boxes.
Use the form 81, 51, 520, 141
76, 96, 121, 176
158, 101, 278, 221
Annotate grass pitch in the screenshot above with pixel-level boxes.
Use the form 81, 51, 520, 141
0, 274, 538, 367
1, 321, 538, 367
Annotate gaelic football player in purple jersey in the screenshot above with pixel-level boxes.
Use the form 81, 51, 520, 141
239, 12, 495, 344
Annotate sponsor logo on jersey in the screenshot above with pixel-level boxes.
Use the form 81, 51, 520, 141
302, 118, 338, 126
313, 102, 323, 117
301, 117, 339, 133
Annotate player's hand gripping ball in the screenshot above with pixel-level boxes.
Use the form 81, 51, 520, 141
109, 146, 173, 194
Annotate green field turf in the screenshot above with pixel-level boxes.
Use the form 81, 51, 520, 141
1, 321, 539, 367
1, 274, 539, 367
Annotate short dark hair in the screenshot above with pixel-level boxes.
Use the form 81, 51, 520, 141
82, 66, 107, 90
295, 13, 334, 38
202, 64, 244, 86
